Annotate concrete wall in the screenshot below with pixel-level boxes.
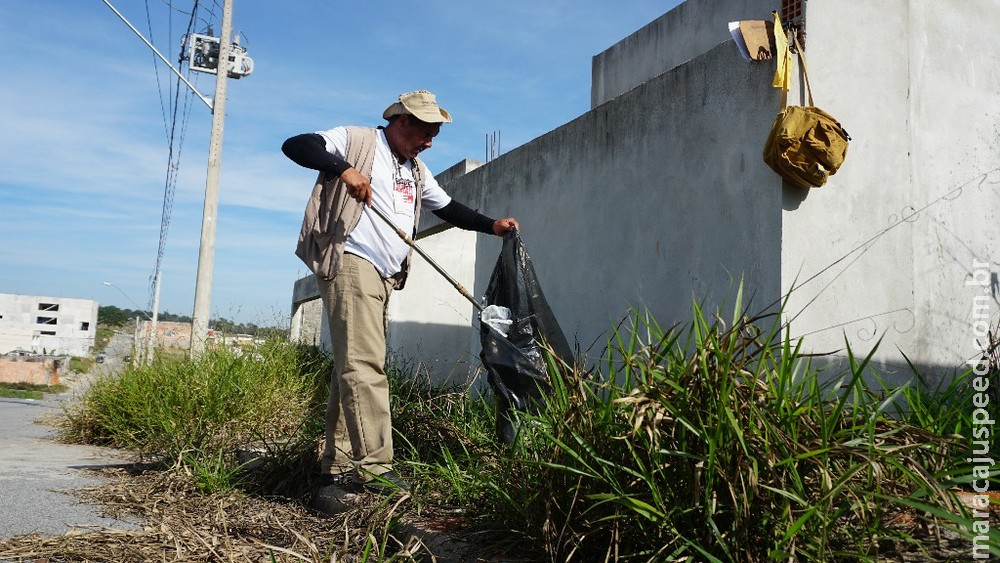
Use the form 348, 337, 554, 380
0, 357, 61, 386
387, 226, 482, 384
0, 293, 98, 357
290, 283, 324, 349
591, 0, 778, 107
778, 0, 1000, 385
390, 41, 781, 379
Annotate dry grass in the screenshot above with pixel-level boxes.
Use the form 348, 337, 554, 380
0, 463, 985, 563
0, 466, 437, 563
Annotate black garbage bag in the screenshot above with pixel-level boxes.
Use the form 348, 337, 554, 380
480, 230, 572, 444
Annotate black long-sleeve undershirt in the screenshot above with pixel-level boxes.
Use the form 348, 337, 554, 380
281, 133, 496, 234
434, 199, 495, 234
281, 133, 352, 175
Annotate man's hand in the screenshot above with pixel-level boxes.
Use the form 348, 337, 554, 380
340, 167, 372, 205
492, 217, 519, 236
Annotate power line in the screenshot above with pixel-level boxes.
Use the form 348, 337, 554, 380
200, 0, 221, 30
143, 0, 169, 140
145, 1, 202, 314
157, 0, 193, 17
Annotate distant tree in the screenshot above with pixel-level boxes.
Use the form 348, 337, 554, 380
98, 305, 129, 326
206, 316, 288, 339
159, 311, 192, 323
99, 306, 284, 337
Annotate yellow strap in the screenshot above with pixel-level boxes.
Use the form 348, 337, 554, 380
792, 34, 815, 107
771, 11, 791, 107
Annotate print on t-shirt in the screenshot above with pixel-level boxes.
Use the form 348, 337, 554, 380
393, 178, 416, 217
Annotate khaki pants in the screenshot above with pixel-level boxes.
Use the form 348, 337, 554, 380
317, 253, 395, 480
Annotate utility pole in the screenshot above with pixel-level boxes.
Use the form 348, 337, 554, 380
103, 0, 252, 357
147, 270, 161, 362
134, 316, 141, 364
189, 0, 233, 356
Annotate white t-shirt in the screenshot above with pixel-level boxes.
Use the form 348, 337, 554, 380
316, 126, 451, 278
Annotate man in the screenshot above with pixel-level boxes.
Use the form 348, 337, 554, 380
282, 90, 518, 513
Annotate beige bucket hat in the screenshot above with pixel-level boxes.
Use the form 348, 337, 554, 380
382, 90, 453, 123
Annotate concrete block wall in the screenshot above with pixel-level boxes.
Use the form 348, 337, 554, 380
591, 0, 778, 108
387, 226, 482, 384
778, 0, 1000, 385
290, 273, 323, 347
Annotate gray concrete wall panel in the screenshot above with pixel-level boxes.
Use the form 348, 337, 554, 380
456, 41, 782, 362
779, 0, 1000, 385
906, 0, 1000, 373
592, 0, 778, 108
388, 228, 481, 385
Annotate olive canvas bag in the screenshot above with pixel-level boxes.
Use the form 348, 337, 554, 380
763, 36, 851, 189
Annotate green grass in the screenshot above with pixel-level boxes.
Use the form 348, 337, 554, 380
0, 386, 44, 400
94, 327, 114, 352
60, 301, 1000, 561
489, 310, 962, 561
0, 381, 68, 400
61, 340, 332, 493
888, 351, 1000, 481
68, 356, 94, 374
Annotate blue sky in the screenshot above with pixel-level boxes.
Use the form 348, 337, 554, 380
0, 1, 680, 325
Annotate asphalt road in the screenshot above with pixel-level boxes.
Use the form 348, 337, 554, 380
0, 334, 139, 539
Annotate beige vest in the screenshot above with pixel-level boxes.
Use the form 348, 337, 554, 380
295, 126, 426, 289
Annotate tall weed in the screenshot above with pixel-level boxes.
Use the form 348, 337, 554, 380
62, 340, 331, 492
890, 330, 1000, 486
475, 303, 971, 561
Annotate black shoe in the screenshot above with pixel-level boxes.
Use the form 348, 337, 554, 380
362, 470, 410, 495
310, 473, 361, 516
315, 472, 360, 489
